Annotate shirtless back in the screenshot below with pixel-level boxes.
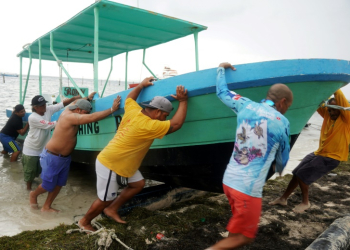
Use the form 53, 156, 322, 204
45, 97, 121, 156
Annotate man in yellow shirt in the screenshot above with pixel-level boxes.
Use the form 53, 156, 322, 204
79, 77, 188, 231
270, 89, 350, 213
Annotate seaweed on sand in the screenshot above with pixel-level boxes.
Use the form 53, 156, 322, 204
2, 161, 350, 249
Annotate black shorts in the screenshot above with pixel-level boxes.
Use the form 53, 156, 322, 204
292, 152, 340, 185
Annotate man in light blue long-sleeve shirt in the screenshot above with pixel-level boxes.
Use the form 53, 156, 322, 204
207, 62, 293, 250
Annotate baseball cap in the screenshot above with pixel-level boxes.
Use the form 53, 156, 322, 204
142, 96, 173, 113
14, 104, 25, 112
69, 99, 92, 112
31, 95, 48, 106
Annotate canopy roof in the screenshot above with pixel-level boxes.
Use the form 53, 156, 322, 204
17, 0, 207, 63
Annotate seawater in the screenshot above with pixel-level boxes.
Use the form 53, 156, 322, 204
0, 75, 324, 237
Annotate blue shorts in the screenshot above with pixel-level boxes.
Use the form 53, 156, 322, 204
0, 133, 20, 153
40, 148, 71, 192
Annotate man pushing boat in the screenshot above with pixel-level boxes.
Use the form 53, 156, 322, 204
29, 95, 121, 212
0, 104, 29, 162
23, 92, 96, 191
269, 89, 350, 213
207, 62, 293, 250
78, 77, 188, 231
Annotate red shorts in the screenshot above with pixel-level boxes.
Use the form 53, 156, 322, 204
223, 184, 262, 238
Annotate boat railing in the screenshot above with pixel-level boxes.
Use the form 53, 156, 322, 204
50, 33, 85, 99
21, 43, 32, 104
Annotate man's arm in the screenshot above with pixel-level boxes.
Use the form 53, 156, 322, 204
317, 106, 326, 118
16, 122, 29, 136
62, 91, 97, 107
167, 86, 188, 135
127, 77, 153, 101
334, 89, 350, 122
275, 125, 291, 175
70, 96, 121, 125
28, 117, 56, 130
216, 62, 247, 114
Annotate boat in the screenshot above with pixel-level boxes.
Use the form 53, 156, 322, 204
129, 83, 140, 89
163, 66, 178, 79
11, 0, 350, 193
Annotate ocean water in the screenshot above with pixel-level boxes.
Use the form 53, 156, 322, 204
0, 75, 323, 237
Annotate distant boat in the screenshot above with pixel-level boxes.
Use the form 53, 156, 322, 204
129, 83, 139, 88
129, 66, 178, 88
0, 72, 18, 77
163, 66, 178, 79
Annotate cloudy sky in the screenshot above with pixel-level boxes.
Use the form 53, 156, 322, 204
1, 0, 350, 93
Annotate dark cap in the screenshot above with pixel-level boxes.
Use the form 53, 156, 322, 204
31, 95, 48, 106
14, 104, 25, 112
141, 96, 173, 113
68, 99, 92, 112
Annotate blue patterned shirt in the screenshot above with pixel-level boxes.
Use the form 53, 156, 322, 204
216, 67, 290, 198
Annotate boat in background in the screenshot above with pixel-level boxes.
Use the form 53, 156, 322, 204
128, 83, 139, 88
163, 66, 178, 79
128, 65, 178, 88
11, 0, 350, 193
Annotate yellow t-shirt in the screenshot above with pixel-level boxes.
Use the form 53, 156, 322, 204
314, 89, 350, 161
97, 98, 170, 177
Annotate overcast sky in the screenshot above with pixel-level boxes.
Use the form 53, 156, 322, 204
1, 0, 350, 93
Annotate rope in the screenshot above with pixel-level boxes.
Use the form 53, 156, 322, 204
66, 215, 134, 250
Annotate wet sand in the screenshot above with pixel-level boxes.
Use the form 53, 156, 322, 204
0, 155, 97, 237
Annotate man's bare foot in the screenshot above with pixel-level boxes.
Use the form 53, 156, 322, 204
293, 202, 311, 213
29, 191, 38, 208
78, 219, 96, 233
41, 207, 60, 213
104, 208, 126, 224
269, 197, 287, 206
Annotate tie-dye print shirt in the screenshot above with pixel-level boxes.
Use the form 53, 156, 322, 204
216, 67, 290, 198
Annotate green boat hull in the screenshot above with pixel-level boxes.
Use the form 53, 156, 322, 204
75, 80, 343, 152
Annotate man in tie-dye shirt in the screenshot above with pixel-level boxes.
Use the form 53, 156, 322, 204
207, 62, 293, 250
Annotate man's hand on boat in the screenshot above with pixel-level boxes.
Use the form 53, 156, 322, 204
140, 77, 155, 88
88, 91, 97, 101
111, 96, 121, 113
171, 85, 188, 102
219, 62, 236, 71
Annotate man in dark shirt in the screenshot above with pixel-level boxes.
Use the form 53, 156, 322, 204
0, 104, 29, 161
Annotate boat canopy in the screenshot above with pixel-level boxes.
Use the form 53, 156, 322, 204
16, 0, 207, 63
